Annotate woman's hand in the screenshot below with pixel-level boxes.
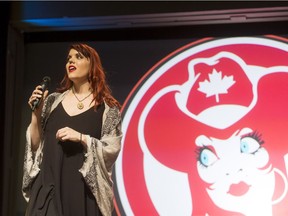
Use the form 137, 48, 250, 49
28, 85, 49, 114
56, 127, 85, 144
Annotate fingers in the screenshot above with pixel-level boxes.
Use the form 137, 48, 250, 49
28, 85, 48, 109
56, 127, 80, 142
28, 85, 42, 107
56, 127, 67, 141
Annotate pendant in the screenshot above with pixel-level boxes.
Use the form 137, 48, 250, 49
77, 102, 84, 110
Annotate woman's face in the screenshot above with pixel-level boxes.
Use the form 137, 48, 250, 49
66, 48, 90, 83
196, 127, 276, 214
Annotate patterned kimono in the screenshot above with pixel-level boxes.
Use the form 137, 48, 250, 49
22, 90, 122, 216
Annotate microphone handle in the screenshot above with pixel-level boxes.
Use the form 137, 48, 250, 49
31, 83, 48, 111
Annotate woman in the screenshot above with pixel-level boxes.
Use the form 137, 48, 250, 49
22, 43, 122, 216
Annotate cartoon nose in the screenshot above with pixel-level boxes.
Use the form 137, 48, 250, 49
226, 168, 243, 176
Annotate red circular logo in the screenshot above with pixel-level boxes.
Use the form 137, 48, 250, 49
115, 36, 288, 215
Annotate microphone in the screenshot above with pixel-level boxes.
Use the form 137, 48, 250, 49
31, 76, 51, 111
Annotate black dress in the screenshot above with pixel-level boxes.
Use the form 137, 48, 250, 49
26, 102, 104, 216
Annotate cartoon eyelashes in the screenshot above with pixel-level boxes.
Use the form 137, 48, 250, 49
197, 146, 218, 168
240, 131, 264, 154
196, 130, 264, 169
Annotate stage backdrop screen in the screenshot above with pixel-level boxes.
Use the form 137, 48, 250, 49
114, 35, 288, 216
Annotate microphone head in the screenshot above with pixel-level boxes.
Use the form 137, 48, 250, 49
41, 76, 51, 91
43, 76, 51, 83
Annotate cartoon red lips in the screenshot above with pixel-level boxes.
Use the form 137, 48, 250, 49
228, 181, 251, 196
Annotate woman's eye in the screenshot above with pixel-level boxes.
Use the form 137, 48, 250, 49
199, 148, 218, 167
240, 137, 261, 154
76, 54, 83, 59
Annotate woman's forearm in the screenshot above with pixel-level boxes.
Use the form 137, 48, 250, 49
29, 113, 42, 151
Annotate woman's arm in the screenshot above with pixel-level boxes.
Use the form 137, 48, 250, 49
29, 112, 43, 151
23, 92, 57, 201
28, 85, 48, 151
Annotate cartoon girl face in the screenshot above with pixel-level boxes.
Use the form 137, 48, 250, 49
196, 127, 275, 215
116, 37, 288, 215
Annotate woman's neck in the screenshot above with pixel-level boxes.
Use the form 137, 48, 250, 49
72, 81, 91, 94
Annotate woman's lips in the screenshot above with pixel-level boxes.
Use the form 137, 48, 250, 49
68, 65, 76, 73
228, 181, 250, 196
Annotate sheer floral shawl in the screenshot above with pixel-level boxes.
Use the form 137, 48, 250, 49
22, 91, 122, 216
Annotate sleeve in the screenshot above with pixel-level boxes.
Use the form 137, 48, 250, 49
79, 104, 122, 215
22, 125, 44, 202
22, 93, 56, 202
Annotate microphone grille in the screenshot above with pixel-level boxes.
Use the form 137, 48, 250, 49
43, 76, 51, 83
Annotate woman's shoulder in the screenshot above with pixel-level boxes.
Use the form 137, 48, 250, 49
103, 102, 122, 124
46, 91, 69, 102
43, 91, 67, 111
103, 101, 121, 113
48, 91, 63, 99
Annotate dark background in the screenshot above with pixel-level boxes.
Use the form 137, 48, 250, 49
2, 1, 288, 215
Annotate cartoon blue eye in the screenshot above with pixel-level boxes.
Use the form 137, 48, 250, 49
240, 137, 261, 154
199, 148, 218, 167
